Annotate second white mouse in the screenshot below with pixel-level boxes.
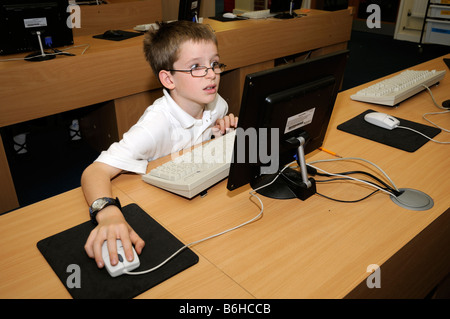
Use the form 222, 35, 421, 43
223, 12, 237, 19
364, 112, 400, 130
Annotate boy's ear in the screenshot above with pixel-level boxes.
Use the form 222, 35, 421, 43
159, 70, 175, 90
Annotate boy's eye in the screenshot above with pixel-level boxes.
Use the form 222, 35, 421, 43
190, 62, 220, 70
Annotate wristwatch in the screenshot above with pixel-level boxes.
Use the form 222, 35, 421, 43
89, 197, 122, 225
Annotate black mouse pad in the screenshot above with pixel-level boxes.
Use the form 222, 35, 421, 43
37, 203, 199, 299
337, 109, 442, 152
93, 30, 143, 41
209, 15, 249, 22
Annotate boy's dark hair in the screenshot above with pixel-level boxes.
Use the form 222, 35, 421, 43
143, 21, 218, 79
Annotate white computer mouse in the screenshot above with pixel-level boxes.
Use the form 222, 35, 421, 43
364, 112, 400, 130
102, 239, 140, 277
223, 12, 237, 19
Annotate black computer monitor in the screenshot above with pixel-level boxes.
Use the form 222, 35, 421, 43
270, 0, 302, 19
178, 0, 201, 22
0, 0, 73, 60
227, 50, 349, 200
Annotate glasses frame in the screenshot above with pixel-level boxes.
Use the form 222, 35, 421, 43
168, 62, 226, 78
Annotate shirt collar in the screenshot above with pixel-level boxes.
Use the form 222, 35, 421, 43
163, 89, 218, 129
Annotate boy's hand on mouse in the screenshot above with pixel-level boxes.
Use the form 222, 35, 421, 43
213, 113, 238, 137
84, 205, 145, 268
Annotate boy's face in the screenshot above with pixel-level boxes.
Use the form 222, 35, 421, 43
164, 40, 221, 118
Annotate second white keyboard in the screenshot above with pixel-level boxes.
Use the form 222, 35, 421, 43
142, 131, 236, 198
350, 69, 446, 106
240, 9, 274, 19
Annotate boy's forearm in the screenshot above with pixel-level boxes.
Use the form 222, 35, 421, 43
81, 162, 121, 205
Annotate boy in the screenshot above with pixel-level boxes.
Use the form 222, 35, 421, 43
82, 21, 238, 269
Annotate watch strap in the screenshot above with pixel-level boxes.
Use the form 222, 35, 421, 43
89, 197, 122, 225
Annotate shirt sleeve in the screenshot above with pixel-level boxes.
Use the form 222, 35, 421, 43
95, 112, 170, 175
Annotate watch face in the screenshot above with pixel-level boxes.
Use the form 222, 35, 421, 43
92, 198, 109, 211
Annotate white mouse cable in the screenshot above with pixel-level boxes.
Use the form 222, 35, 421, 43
421, 84, 450, 133
386, 85, 450, 144
396, 125, 450, 144
123, 163, 293, 276
306, 163, 398, 197
308, 157, 400, 193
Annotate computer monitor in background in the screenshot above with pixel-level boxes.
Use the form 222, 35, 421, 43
315, 0, 349, 11
270, 0, 302, 19
227, 50, 349, 200
0, 0, 73, 60
178, 0, 202, 22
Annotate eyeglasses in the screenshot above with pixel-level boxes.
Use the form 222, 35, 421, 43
169, 61, 226, 77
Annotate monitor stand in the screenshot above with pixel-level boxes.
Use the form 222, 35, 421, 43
250, 135, 316, 200
273, 12, 297, 19
25, 51, 55, 62
26, 31, 55, 62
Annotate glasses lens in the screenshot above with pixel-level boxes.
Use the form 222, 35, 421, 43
190, 64, 225, 77
213, 63, 225, 74
191, 67, 206, 77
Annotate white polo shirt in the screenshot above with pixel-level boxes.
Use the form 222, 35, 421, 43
95, 89, 228, 174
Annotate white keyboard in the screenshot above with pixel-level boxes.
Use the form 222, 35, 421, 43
241, 9, 274, 19
350, 69, 446, 106
142, 130, 236, 198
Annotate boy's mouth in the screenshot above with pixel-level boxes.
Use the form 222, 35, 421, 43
204, 84, 217, 92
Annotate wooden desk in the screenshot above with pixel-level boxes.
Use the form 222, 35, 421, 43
113, 54, 450, 299
0, 9, 352, 213
1, 54, 449, 299
0, 187, 253, 299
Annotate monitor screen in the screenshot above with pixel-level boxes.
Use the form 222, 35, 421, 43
227, 50, 349, 200
178, 0, 202, 22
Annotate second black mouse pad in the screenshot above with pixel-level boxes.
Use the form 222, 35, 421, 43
37, 203, 199, 299
93, 30, 143, 41
337, 109, 442, 152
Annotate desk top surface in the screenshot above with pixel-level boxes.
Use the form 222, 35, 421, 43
1, 53, 448, 299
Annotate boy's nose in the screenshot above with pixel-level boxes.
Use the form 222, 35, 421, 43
205, 67, 216, 78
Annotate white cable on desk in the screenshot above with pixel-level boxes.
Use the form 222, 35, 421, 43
421, 84, 450, 133
124, 163, 293, 276
422, 110, 450, 133
397, 125, 450, 144
307, 157, 400, 192
307, 163, 398, 197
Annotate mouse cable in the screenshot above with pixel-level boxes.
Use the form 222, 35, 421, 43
285, 157, 399, 200
421, 84, 450, 133
289, 160, 400, 198
397, 125, 450, 144
282, 166, 396, 201
314, 176, 397, 198
281, 170, 385, 203
306, 163, 398, 197
124, 163, 294, 276
312, 170, 402, 196
315, 186, 380, 203
307, 157, 400, 193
